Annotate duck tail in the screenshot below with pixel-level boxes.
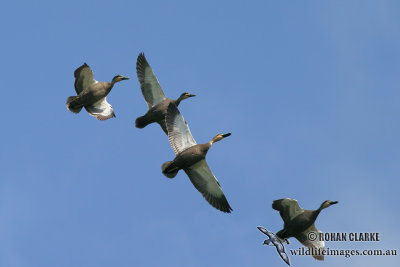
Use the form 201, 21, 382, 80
135, 114, 150, 129
66, 96, 83, 113
161, 161, 179, 178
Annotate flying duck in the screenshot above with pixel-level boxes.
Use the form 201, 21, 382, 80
161, 103, 232, 213
273, 198, 338, 260
66, 63, 129, 121
135, 53, 195, 133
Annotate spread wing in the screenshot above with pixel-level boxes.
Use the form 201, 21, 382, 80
85, 97, 115, 121
74, 63, 97, 95
257, 227, 291, 266
136, 53, 166, 108
295, 225, 325, 260
184, 160, 232, 213
166, 103, 196, 155
257, 226, 275, 239
272, 198, 304, 225
272, 239, 291, 266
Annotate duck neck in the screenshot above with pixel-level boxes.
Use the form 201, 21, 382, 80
175, 96, 184, 106
200, 141, 212, 155
311, 207, 323, 221
106, 82, 115, 94
203, 141, 214, 152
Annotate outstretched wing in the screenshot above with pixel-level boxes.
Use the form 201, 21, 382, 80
274, 239, 291, 265
166, 103, 196, 155
85, 97, 115, 121
257, 227, 291, 266
272, 198, 304, 225
295, 225, 325, 260
136, 53, 166, 108
257, 226, 275, 239
74, 63, 97, 95
184, 160, 232, 213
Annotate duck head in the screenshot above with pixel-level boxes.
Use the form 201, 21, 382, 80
210, 133, 231, 144
320, 200, 339, 210
179, 92, 196, 100
175, 92, 196, 105
111, 75, 129, 83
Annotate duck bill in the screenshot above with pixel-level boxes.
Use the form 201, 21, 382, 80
188, 94, 196, 97
330, 201, 338, 205
121, 77, 129, 80
222, 133, 231, 138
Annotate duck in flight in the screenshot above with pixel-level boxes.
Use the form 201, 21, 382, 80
135, 53, 195, 134
66, 63, 129, 121
161, 103, 232, 213
272, 198, 338, 260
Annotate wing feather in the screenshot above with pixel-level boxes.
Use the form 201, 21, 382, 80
85, 97, 115, 121
272, 198, 304, 224
136, 53, 166, 108
166, 103, 196, 155
295, 225, 325, 260
184, 160, 232, 213
74, 63, 96, 95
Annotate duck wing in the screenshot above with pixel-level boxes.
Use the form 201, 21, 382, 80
272, 198, 304, 225
85, 97, 115, 121
184, 160, 232, 213
295, 225, 325, 260
74, 63, 97, 95
165, 103, 197, 155
136, 53, 167, 108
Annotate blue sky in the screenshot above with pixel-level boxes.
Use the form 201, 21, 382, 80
1, 0, 399, 266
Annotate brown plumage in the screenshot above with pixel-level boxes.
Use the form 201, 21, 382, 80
66, 63, 129, 121
273, 198, 338, 260
135, 53, 195, 133
161, 103, 232, 213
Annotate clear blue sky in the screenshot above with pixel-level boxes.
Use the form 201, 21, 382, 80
1, 1, 399, 266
